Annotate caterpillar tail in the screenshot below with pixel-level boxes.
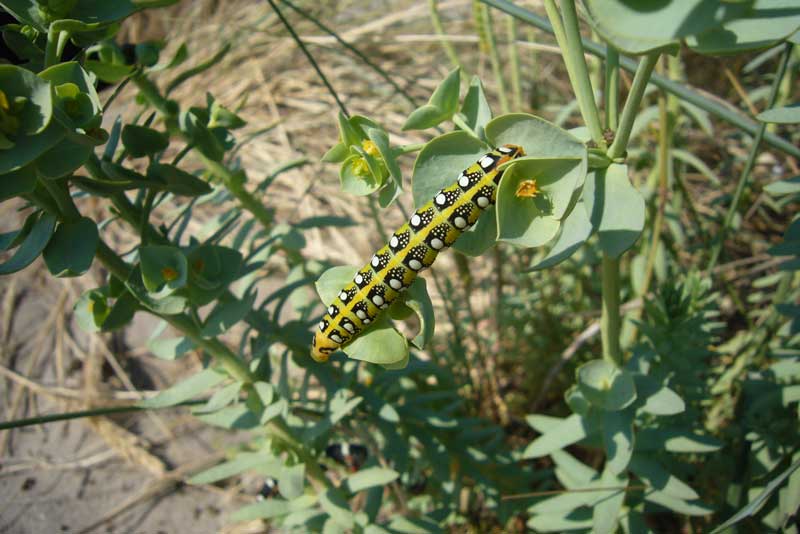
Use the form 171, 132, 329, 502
311, 144, 525, 362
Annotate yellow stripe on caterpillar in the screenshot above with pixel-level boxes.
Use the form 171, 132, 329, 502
311, 144, 525, 362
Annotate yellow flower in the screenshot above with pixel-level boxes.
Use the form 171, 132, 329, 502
515, 179, 540, 198
361, 139, 380, 157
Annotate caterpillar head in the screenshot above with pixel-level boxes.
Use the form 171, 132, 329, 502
311, 332, 338, 362
498, 143, 525, 159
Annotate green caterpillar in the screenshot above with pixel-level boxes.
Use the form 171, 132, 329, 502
311, 144, 525, 362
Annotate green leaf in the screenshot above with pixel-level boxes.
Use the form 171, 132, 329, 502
602, 410, 634, 475
138, 368, 228, 408
188, 451, 267, 484
523, 413, 593, 459
193, 381, 242, 414
629, 455, 699, 500
38, 61, 102, 119
387, 515, 443, 534
202, 290, 256, 337
552, 449, 598, 488
527, 199, 592, 270
583, 164, 645, 258
592, 468, 628, 534
687, 2, 800, 55
147, 163, 212, 196
411, 131, 488, 212
209, 100, 246, 129
633, 374, 685, 415
527, 509, 593, 532
179, 109, 224, 161
101, 291, 137, 331
35, 137, 92, 179
402, 67, 460, 130
636, 428, 722, 453
279, 463, 306, 499
583, 0, 737, 55
345, 467, 399, 493
577, 360, 637, 411
148, 336, 195, 360
764, 175, 800, 196
0, 164, 36, 201
405, 277, 434, 350
83, 60, 134, 83
122, 124, 169, 157
42, 217, 98, 277
231, 499, 290, 522
319, 489, 355, 529
185, 245, 242, 305
74, 289, 108, 333
339, 152, 383, 196
139, 245, 188, 296
460, 76, 492, 140
0, 211, 56, 275
644, 489, 713, 516
485, 113, 587, 168
1, 63, 52, 135
0, 120, 65, 176
757, 103, 800, 124
711, 457, 800, 533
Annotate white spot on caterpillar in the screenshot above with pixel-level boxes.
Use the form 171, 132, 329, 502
498, 146, 512, 153
380, 303, 389, 309
454, 217, 467, 229
409, 259, 422, 270
328, 305, 335, 315
319, 321, 326, 331
479, 156, 495, 169
343, 322, 355, 333
430, 238, 444, 250
410, 214, 421, 227
476, 196, 489, 208
341, 442, 350, 456
371, 255, 380, 267
330, 334, 342, 343
355, 274, 363, 284
363, 318, 371, 324
356, 310, 366, 319
390, 236, 399, 248
339, 291, 348, 301
389, 278, 402, 290
458, 174, 469, 187
435, 193, 446, 206
372, 294, 384, 306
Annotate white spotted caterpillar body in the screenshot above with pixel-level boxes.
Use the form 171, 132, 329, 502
311, 144, 525, 362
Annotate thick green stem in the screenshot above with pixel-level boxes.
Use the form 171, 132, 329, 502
607, 53, 659, 160
604, 46, 619, 131
707, 43, 793, 271
429, 0, 466, 74
38, 177, 81, 221
601, 254, 623, 366
44, 24, 60, 68
481, 0, 800, 159
559, 0, 605, 147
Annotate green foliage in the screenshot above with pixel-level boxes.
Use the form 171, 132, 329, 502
2, 0, 799, 532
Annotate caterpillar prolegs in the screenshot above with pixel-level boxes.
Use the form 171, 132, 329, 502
311, 144, 525, 362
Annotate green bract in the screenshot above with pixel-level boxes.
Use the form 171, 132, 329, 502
402, 67, 460, 130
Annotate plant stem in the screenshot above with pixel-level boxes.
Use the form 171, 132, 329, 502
396, 143, 426, 155
600, 254, 623, 366
266, 0, 349, 117
607, 53, 659, 160
558, 0, 605, 147
604, 46, 619, 131
44, 24, 60, 68
38, 178, 81, 221
429, 0, 466, 74
507, 16, 522, 111
281, 0, 419, 108
481, 0, 800, 159
480, 4, 510, 114
0, 401, 205, 431
707, 43, 793, 271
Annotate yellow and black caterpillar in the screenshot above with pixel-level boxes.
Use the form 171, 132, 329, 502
311, 144, 525, 362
